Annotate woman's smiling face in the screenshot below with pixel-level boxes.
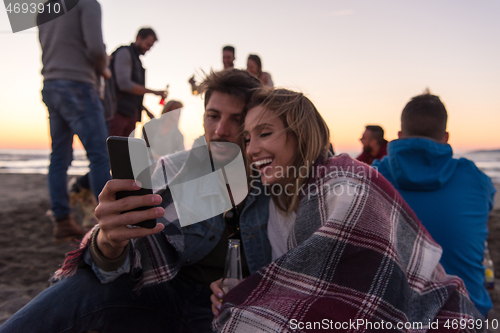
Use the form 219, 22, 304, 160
244, 106, 297, 185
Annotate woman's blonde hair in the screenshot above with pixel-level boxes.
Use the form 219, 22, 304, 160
243, 88, 330, 213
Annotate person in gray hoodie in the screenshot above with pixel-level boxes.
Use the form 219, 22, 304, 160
373, 92, 496, 317
38, 0, 110, 242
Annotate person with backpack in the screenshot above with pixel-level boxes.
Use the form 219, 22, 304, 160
108, 28, 167, 137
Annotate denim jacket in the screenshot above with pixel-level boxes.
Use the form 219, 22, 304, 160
85, 140, 272, 285
85, 183, 271, 285
161, 138, 272, 272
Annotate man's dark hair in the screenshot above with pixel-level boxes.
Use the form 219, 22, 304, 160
137, 28, 158, 41
222, 45, 235, 56
365, 125, 387, 146
198, 69, 262, 108
401, 93, 447, 140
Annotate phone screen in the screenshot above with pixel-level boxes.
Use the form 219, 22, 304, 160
106, 136, 157, 228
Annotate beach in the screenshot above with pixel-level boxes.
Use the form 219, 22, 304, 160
0, 173, 499, 328
0, 174, 75, 325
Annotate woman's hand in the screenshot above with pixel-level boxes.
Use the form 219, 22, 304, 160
210, 278, 245, 317
94, 179, 165, 259
210, 278, 225, 318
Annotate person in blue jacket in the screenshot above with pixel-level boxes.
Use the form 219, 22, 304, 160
373, 92, 496, 317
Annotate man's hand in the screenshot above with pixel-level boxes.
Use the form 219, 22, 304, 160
94, 180, 165, 259
153, 90, 167, 100
130, 85, 166, 98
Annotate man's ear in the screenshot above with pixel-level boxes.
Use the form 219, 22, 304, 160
397, 131, 402, 139
442, 132, 449, 143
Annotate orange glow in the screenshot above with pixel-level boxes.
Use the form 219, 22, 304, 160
0, 129, 84, 150
2, 118, 497, 153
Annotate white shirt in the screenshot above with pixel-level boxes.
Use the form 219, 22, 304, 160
268, 199, 296, 261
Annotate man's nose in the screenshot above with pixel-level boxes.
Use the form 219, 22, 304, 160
215, 118, 231, 139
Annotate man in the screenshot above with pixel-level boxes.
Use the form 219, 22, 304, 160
189, 45, 235, 94
108, 28, 167, 137
222, 45, 235, 69
373, 93, 496, 317
0, 69, 264, 333
356, 125, 388, 165
37, 0, 110, 242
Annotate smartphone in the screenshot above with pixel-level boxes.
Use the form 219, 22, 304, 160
106, 136, 157, 228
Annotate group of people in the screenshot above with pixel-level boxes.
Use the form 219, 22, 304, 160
354, 100, 495, 317
190, 45, 274, 94
64, 26, 176, 233
36, 0, 171, 244
38, 0, 274, 246
4, 0, 495, 332
4, 72, 496, 333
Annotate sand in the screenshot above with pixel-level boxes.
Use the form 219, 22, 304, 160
0, 174, 76, 325
0, 173, 499, 328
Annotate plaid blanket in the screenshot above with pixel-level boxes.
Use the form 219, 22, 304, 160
213, 155, 482, 333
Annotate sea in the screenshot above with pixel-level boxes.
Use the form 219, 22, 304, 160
0, 149, 90, 176
0, 148, 499, 183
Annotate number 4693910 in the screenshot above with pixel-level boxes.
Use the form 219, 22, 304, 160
443, 318, 498, 330
5, 2, 61, 14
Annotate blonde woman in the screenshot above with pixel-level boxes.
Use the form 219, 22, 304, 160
210, 88, 480, 331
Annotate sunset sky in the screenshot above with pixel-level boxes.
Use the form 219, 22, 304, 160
0, 0, 499, 154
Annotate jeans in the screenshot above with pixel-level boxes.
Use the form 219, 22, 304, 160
42, 80, 110, 219
0, 266, 214, 333
108, 112, 137, 137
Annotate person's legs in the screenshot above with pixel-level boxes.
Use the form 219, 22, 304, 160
55, 81, 111, 202
122, 113, 137, 138
108, 112, 136, 137
0, 266, 184, 333
42, 80, 74, 220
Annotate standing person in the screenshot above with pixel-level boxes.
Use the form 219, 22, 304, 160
37, 0, 111, 242
222, 45, 235, 69
373, 92, 496, 317
356, 124, 388, 165
246, 54, 273, 87
189, 45, 236, 93
108, 28, 167, 137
